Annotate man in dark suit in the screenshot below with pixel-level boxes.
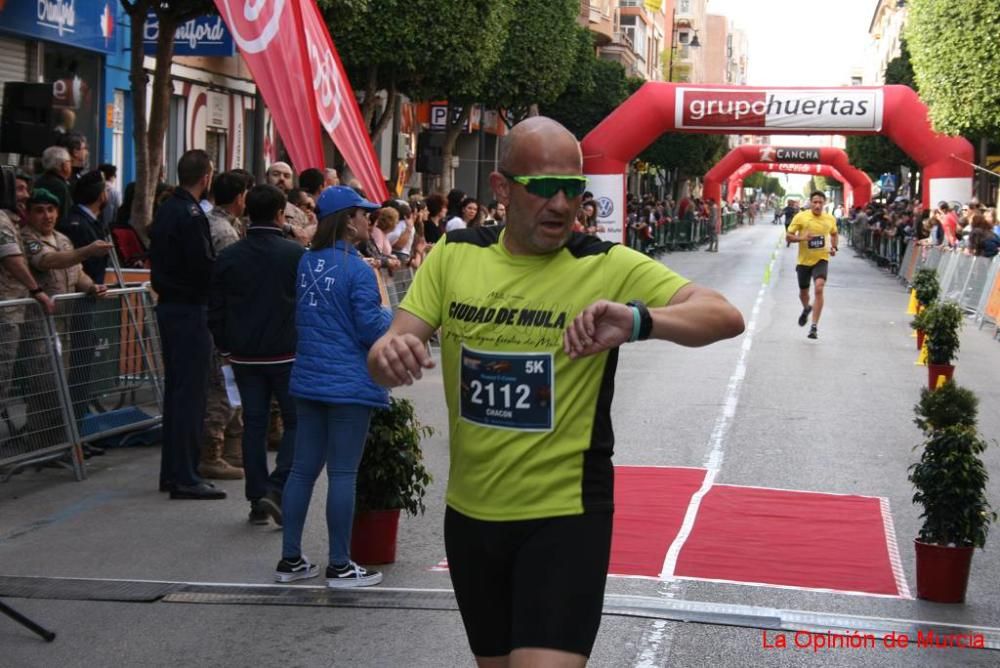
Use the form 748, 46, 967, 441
150, 149, 224, 500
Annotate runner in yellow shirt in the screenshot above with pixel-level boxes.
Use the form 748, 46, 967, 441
786, 191, 838, 339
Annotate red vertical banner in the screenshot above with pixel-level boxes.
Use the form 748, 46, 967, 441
214, 0, 387, 201
298, 0, 388, 202
214, 0, 325, 169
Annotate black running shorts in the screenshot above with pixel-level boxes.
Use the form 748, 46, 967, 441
796, 260, 829, 290
444, 506, 613, 658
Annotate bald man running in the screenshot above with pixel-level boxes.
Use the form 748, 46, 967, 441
368, 117, 745, 667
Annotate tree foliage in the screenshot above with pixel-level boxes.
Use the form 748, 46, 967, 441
637, 132, 728, 177
742, 173, 786, 198
541, 55, 629, 140
483, 0, 580, 123
906, 0, 1000, 137
325, 0, 513, 142
803, 176, 830, 198
846, 39, 919, 179
767, 177, 786, 198
120, 0, 215, 240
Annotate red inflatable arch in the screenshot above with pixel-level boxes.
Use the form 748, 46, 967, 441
727, 163, 856, 209
708, 146, 872, 207
581, 83, 973, 242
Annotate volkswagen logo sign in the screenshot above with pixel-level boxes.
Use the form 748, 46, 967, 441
596, 196, 614, 218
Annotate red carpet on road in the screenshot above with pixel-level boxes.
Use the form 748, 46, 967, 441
610, 466, 707, 576
609, 467, 907, 597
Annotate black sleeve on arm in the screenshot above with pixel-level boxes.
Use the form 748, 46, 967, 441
207, 257, 228, 352
183, 217, 215, 287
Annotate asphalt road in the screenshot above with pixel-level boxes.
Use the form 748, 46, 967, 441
2, 218, 999, 667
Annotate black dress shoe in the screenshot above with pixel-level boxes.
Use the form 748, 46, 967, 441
169, 481, 227, 500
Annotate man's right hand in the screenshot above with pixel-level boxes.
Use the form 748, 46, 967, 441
368, 333, 436, 387
86, 240, 114, 257
33, 291, 55, 314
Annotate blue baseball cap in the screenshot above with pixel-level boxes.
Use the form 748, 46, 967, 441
315, 185, 380, 219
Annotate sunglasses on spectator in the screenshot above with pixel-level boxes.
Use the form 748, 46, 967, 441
500, 170, 588, 199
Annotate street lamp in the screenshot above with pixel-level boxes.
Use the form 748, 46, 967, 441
667, 9, 700, 82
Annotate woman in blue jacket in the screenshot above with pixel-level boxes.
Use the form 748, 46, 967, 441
276, 186, 392, 588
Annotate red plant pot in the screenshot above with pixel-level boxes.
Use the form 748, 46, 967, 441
927, 363, 955, 390
916, 329, 925, 351
915, 539, 974, 603
351, 509, 401, 565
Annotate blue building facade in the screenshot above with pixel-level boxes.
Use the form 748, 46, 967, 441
0, 0, 125, 178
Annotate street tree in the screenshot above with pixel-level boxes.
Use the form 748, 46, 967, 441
766, 177, 786, 199
323, 0, 424, 140
803, 176, 829, 198
326, 0, 514, 192
120, 0, 215, 241
541, 41, 628, 140
906, 0, 1000, 138
743, 172, 766, 190
483, 0, 580, 126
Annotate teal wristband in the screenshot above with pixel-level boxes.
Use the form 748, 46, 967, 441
629, 305, 641, 343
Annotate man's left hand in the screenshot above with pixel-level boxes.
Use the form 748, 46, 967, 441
564, 300, 634, 359
90, 284, 109, 298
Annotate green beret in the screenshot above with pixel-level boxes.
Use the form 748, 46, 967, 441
27, 188, 60, 207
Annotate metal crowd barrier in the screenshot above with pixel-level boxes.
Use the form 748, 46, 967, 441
974, 259, 1000, 333
620, 213, 735, 254
0, 286, 163, 481
859, 236, 1000, 337
380, 267, 416, 310
853, 228, 907, 273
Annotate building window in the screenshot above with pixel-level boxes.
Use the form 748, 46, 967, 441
206, 129, 227, 173
678, 31, 690, 45
243, 108, 255, 174
679, 0, 691, 13
166, 95, 187, 185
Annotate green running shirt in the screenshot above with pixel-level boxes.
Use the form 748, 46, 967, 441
400, 226, 690, 521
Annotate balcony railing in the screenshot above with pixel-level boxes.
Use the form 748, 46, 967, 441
583, 0, 612, 22
612, 30, 635, 51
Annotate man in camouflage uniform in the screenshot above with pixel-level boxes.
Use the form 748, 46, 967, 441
201, 172, 247, 480
20, 188, 110, 444
266, 162, 314, 245
1, 174, 55, 445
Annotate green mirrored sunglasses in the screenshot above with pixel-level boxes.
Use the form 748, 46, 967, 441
500, 170, 588, 199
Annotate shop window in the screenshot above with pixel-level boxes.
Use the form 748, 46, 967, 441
166, 95, 187, 184
43, 43, 101, 169
206, 129, 227, 172
243, 108, 255, 174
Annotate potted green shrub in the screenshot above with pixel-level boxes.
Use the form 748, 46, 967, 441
909, 308, 929, 352
909, 382, 997, 602
921, 300, 963, 389
909, 268, 939, 350
351, 396, 433, 564
912, 267, 940, 309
